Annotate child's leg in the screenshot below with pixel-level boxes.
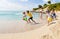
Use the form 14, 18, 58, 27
48, 21, 50, 26
28, 19, 31, 23
53, 14, 57, 20
31, 19, 36, 24
47, 17, 51, 26
26, 20, 28, 23
55, 15, 57, 20
40, 13, 42, 19
31, 17, 37, 24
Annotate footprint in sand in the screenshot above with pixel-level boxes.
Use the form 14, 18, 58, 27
30, 23, 40, 25
40, 35, 54, 39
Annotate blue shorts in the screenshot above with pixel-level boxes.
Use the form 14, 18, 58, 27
52, 13, 56, 18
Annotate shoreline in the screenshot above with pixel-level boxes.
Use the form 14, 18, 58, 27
0, 11, 60, 39
0, 18, 47, 33
0, 11, 60, 33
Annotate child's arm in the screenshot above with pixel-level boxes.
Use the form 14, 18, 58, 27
23, 15, 26, 20
46, 14, 48, 19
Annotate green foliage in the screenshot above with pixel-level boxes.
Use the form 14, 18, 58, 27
33, 5, 42, 10
33, 8, 39, 10
48, 3, 60, 11
38, 5, 42, 8
43, 4, 48, 8
48, 1, 51, 4
32, 2, 60, 11
55, 3, 60, 11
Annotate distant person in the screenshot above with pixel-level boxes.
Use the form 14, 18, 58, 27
39, 8, 43, 19
26, 10, 37, 24
51, 9, 57, 20
46, 9, 50, 14
46, 10, 53, 25
23, 12, 28, 23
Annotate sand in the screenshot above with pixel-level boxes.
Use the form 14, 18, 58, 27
0, 11, 60, 39
0, 17, 47, 33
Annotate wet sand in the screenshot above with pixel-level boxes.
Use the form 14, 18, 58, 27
0, 16, 47, 33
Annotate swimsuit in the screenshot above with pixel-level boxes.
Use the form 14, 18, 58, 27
27, 12, 33, 20
47, 14, 52, 22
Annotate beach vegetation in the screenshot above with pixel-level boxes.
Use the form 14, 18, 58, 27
32, 1, 60, 11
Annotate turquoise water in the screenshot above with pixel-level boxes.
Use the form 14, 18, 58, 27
0, 11, 40, 20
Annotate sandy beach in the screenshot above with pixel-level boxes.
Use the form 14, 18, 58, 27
0, 17, 47, 33
0, 11, 60, 39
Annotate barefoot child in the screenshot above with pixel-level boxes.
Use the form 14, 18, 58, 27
39, 8, 43, 19
51, 9, 57, 20
46, 10, 53, 25
23, 12, 28, 23
26, 10, 37, 24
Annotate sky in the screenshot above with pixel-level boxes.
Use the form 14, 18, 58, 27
0, 0, 60, 11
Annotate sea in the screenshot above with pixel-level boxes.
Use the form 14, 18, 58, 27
0, 11, 41, 21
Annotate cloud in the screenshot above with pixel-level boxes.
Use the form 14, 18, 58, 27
0, 0, 38, 11
0, 0, 29, 11
42, 0, 49, 2
20, 0, 28, 2
0, 0, 20, 11
51, 0, 56, 3
42, 0, 56, 4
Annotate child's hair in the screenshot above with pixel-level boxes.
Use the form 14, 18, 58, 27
23, 12, 25, 14
27, 10, 29, 13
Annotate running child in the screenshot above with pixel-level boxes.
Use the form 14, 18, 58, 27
46, 10, 53, 25
51, 9, 57, 20
23, 12, 28, 23
26, 10, 37, 24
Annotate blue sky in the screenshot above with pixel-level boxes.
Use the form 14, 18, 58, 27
0, 0, 60, 11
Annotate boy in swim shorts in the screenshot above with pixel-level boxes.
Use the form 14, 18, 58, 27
26, 10, 37, 24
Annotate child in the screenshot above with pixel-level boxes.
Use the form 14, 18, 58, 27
39, 8, 43, 19
46, 11, 53, 25
51, 9, 57, 20
23, 12, 28, 23
26, 10, 37, 24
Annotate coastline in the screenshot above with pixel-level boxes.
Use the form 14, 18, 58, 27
0, 11, 60, 39
0, 17, 47, 33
